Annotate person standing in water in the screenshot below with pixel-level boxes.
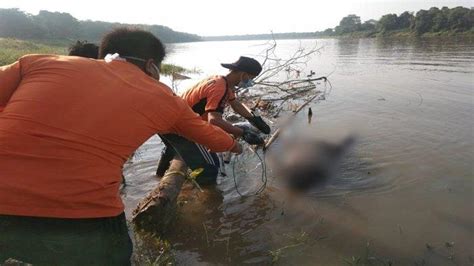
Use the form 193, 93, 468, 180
156, 56, 271, 184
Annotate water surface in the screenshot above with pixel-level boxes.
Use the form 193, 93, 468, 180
123, 37, 473, 265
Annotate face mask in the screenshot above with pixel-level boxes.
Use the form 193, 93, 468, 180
121, 55, 160, 81
237, 74, 255, 89
149, 63, 160, 81
238, 79, 254, 89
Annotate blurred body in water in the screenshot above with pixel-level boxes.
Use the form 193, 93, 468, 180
268, 135, 355, 191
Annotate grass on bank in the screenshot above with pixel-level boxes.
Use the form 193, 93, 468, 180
0, 38, 67, 65
0, 38, 187, 75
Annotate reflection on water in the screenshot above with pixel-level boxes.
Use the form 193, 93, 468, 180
124, 37, 474, 265
168, 187, 277, 265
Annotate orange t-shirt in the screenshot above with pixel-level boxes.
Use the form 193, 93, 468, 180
181, 75, 236, 120
0, 55, 235, 218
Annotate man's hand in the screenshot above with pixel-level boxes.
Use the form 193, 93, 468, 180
229, 100, 271, 134
242, 130, 265, 145
247, 115, 271, 134
208, 111, 244, 137
234, 124, 265, 145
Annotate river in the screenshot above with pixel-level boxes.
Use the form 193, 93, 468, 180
122, 37, 473, 265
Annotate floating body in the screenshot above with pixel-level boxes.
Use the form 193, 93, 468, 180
269, 136, 355, 191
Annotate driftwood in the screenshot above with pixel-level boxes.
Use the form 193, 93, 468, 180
264, 91, 322, 151
132, 159, 187, 231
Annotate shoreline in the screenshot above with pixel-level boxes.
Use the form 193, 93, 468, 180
202, 31, 474, 42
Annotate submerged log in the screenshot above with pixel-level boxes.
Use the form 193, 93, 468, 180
132, 159, 187, 232
264, 92, 321, 151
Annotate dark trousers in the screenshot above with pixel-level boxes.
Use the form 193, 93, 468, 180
0, 212, 132, 266
157, 134, 220, 185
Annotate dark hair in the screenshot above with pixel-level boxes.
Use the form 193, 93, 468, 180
68, 41, 99, 59
99, 27, 166, 65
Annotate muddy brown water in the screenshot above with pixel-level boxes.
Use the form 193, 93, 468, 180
122, 37, 473, 265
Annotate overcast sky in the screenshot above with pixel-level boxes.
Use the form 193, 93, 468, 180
1, 0, 471, 36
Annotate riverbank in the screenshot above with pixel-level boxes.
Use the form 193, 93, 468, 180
292, 30, 474, 40
329, 30, 474, 39
203, 30, 474, 42
0, 38, 187, 75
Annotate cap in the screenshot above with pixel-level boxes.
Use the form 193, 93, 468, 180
221, 56, 262, 76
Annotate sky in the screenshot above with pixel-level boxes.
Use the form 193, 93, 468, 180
1, 0, 472, 36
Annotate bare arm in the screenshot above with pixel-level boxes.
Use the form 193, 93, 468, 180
229, 100, 253, 118
207, 111, 244, 137
230, 99, 271, 134
172, 106, 242, 154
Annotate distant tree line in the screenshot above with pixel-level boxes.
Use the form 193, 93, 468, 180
204, 32, 318, 41
326, 6, 473, 36
206, 6, 473, 41
0, 8, 201, 43
1, 6, 472, 43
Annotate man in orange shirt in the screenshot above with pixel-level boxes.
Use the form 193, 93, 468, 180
0, 28, 241, 265
156, 56, 270, 181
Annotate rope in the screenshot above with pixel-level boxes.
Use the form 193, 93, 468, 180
164, 170, 187, 178
232, 145, 267, 197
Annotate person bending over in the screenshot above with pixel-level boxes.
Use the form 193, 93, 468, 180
0, 27, 241, 265
156, 56, 270, 184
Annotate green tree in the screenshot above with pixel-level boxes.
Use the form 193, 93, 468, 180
361, 19, 377, 31
0, 8, 201, 43
447, 6, 473, 32
0, 9, 44, 38
397, 11, 414, 29
377, 14, 399, 32
413, 9, 433, 34
34, 10, 80, 39
427, 7, 442, 32
431, 8, 448, 32
322, 28, 334, 35
336, 14, 361, 34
